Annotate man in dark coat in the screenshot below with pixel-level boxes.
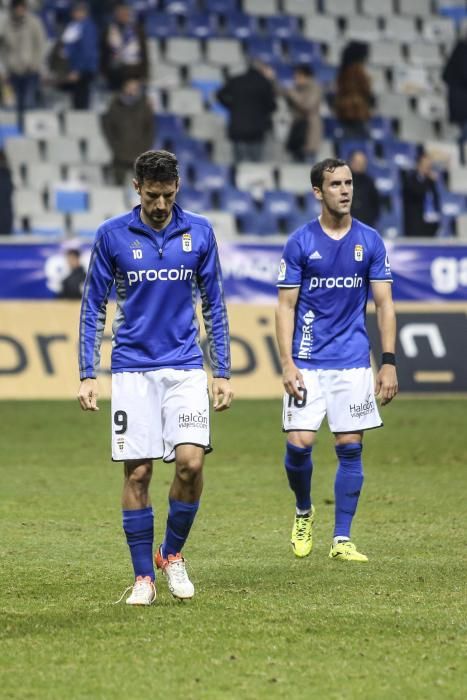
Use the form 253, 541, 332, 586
101, 78, 155, 184
443, 36, 467, 162
217, 60, 276, 162
349, 150, 380, 228
402, 152, 440, 238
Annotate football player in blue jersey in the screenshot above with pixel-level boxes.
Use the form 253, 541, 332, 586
78, 150, 233, 604
275, 158, 398, 562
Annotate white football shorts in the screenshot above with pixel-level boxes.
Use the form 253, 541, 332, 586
111, 368, 211, 462
282, 367, 382, 433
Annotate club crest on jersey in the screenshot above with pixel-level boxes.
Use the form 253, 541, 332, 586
354, 244, 363, 262
278, 258, 287, 281
182, 233, 192, 252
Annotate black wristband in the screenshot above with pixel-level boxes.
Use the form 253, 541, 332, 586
382, 352, 396, 366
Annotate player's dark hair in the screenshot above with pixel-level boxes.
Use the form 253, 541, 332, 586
310, 158, 348, 190
134, 150, 179, 184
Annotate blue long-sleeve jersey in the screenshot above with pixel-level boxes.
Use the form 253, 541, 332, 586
79, 204, 231, 379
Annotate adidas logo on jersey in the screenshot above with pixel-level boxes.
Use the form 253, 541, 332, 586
309, 251, 322, 260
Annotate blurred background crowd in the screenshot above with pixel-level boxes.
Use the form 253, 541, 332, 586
1, 0, 467, 243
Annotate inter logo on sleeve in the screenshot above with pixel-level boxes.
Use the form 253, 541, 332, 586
182, 233, 192, 252
354, 245, 363, 262
278, 258, 287, 281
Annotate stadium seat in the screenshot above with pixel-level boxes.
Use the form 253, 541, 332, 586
149, 61, 182, 88
337, 140, 376, 162
66, 164, 105, 187
322, 0, 358, 16
44, 137, 83, 165
192, 162, 231, 192
24, 110, 61, 138
205, 38, 244, 67
25, 162, 62, 193
302, 15, 339, 43
399, 0, 433, 17
161, 0, 198, 13
244, 37, 282, 64
264, 15, 300, 39
88, 186, 128, 218
367, 162, 398, 195
237, 209, 280, 235
277, 164, 315, 195
422, 16, 456, 44
155, 113, 186, 141
218, 187, 256, 216
4, 135, 41, 167
448, 166, 467, 194
166, 87, 204, 116
303, 193, 322, 218
408, 43, 443, 68
177, 187, 213, 211
282, 0, 319, 17
345, 16, 381, 42
70, 211, 106, 238
188, 112, 225, 142
361, 0, 395, 17
223, 12, 259, 39
439, 191, 467, 217
199, 210, 238, 239
203, 0, 240, 12
399, 113, 436, 142
53, 185, 89, 213
168, 137, 209, 165
242, 0, 279, 16
383, 15, 418, 42
369, 116, 394, 141
63, 110, 102, 139
165, 38, 203, 66
235, 163, 276, 195
0, 124, 20, 148
370, 41, 403, 67
190, 79, 223, 113
381, 140, 418, 169
184, 12, 219, 39
13, 188, 47, 219
285, 38, 321, 65
189, 64, 224, 82
29, 212, 67, 237
262, 190, 297, 217
377, 92, 411, 119
0, 109, 17, 126
456, 213, 467, 239
282, 210, 311, 232
85, 135, 112, 166
144, 11, 180, 38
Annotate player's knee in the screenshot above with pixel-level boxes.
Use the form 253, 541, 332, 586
176, 456, 204, 483
124, 460, 153, 488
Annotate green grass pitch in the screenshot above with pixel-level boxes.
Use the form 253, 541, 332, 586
1, 399, 466, 700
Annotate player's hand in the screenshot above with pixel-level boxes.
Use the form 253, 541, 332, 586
375, 365, 398, 406
282, 362, 305, 401
212, 378, 233, 412
77, 378, 100, 411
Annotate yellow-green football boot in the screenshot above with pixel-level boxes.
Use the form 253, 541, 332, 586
290, 506, 315, 558
329, 540, 368, 562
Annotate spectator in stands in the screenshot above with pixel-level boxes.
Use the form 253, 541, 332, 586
216, 60, 276, 163
58, 243, 87, 299
442, 33, 467, 164
0, 150, 14, 234
101, 78, 155, 185
1, 0, 47, 128
280, 64, 322, 163
51, 1, 99, 109
349, 150, 380, 228
334, 42, 373, 139
402, 152, 440, 238
101, 2, 148, 91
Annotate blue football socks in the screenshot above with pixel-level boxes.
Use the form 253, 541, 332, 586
122, 506, 155, 581
284, 442, 313, 512
162, 499, 199, 558
334, 443, 364, 539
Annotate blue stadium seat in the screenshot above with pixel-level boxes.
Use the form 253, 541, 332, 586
202, 0, 240, 12
264, 15, 300, 39
144, 12, 180, 38
244, 37, 283, 64
337, 139, 376, 162
192, 162, 231, 192
177, 187, 213, 211
0, 124, 21, 148
282, 210, 310, 233
223, 13, 259, 39
168, 137, 210, 165
382, 141, 418, 169
190, 79, 223, 113
369, 116, 394, 142
54, 188, 88, 213
263, 190, 297, 217
271, 62, 295, 86
377, 208, 403, 238
323, 116, 344, 140
154, 113, 186, 143
161, 0, 198, 14
440, 191, 467, 218
218, 187, 256, 216
237, 210, 280, 235
367, 161, 399, 196
285, 38, 321, 65
303, 193, 322, 218
314, 64, 337, 88
184, 13, 219, 38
